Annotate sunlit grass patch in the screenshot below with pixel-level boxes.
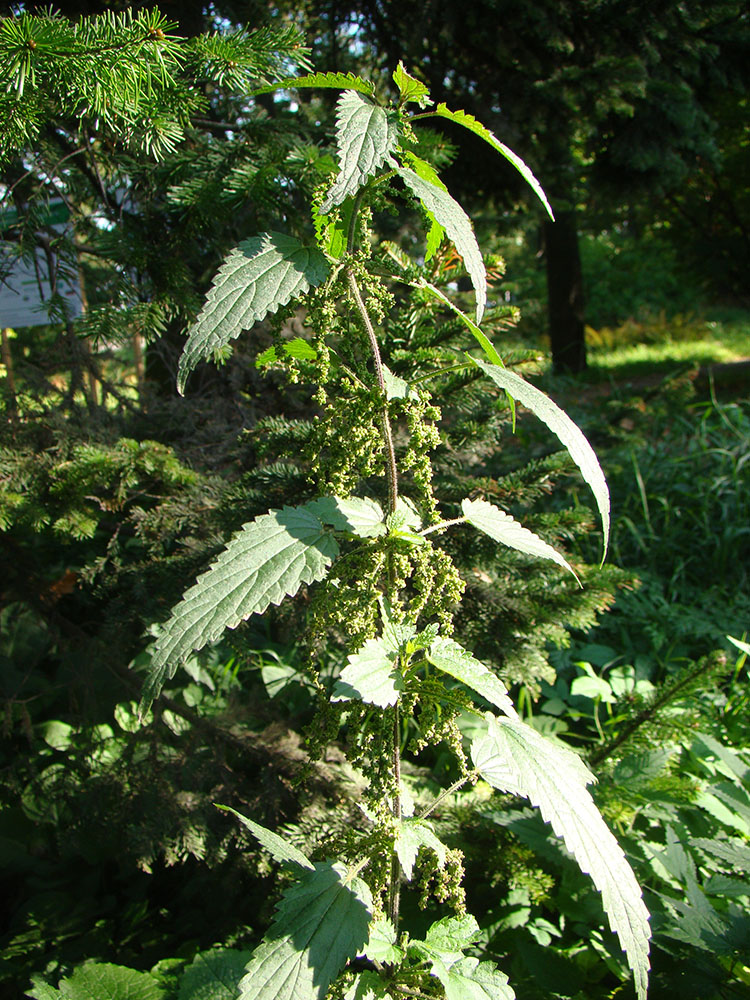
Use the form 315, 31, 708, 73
586, 311, 750, 375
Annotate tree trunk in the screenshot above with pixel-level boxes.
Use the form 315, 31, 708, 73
545, 210, 586, 374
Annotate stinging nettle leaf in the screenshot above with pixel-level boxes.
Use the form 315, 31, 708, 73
396, 818, 447, 880
398, 167, 486, 323
432, 104, 553, 220
321, 91, 400, 214
332, 637, 403, 707
393, 62, 432, 107
238, 861, 373, 1000
141, 503, 339, 713
253, 72, 375, 97
408, 914, 481, 968
306, 495, 386, 537
178, 947, 254, 1000
432, 957, 516, 1000
427, 636, 518, 718
471, 359, 610, 557
362, 918, 405, 964
403, 153, 446, 260
177, 233, 329, 393
216, 806, 313, 871
461, 497, 580, 584
471, 714, 650, 1000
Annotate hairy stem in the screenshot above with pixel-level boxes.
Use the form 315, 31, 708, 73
346, 268, 398, 514
419, 771, 475, 820
387, 704, 402, 928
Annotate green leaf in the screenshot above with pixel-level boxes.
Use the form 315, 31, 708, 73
332, 637, 403, 707
427, 636, 517, 718
408, 914, 481, 967
254, 72, 375, 97
28, 964, 164, 1000
393, 62, 432, 107
403, 153, 446, 260
362, 918, 405, 964
344, 972, 391, 1000
238, 861, 372, 1000
418, 281, 503, 366
141, 503, 339, 713
321, 91, 400, 214
728, 634, 750, 656
382, 363, 419, 400
471, 359, 610, 557
691, 836, 750, 874
178, 948, 254, 1000
432, 957, 516, 1000
398, 167, 486, 323
396, 818, 447, 880
432, 104, 553, 220
461, 497, 580, 584
177, 233, 329, 393
471, 714, 650, 1000
215, 807, 313, 871
313, 197, 355, 260
306, 496, 386, 537
570, 673, 616, 702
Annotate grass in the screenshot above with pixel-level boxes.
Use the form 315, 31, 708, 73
585, 311, 750, 377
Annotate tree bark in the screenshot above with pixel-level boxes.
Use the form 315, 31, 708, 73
545, 210, 587, 374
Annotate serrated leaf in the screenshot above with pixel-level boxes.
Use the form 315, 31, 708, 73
178, 948, 254, 1000
432, 957, 516, 1000
418, 281, 503, 367
691, 837, 750, 873
362, 918, 405, 964
393, 62, 432, 107
379, 595, 415, 653
382, 364, 419, 400
432, 104, 553, 220
238, 861, 372, 1000
178, 234, 329, 393
321, 92, 400, 214
403, 153, 445, 260
254, 72, 375, 96
284, 337, 317, 360
216, 807, 313, 871
313, 197, 355, 261
409, 914, 481, 967
30, 964, 164, 1000
332, 637, 403, 707
396, 818, 447, 880
462, 497, 580, 584
398, 167, 486, 323
471, 360, 610, 557
344, 971, 391, 1000
613, 748, 675, 786
471, 715, 650, 1000
306, 496, 386, 537
141, 503, 338, 713
427, 636, 517, 718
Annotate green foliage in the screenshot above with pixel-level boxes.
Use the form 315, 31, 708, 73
237, 861, 372, 1000
135, 71, 650, 1000
177, 234, 330, 394
7, 13, 748, 1000
142, 502, 341, 712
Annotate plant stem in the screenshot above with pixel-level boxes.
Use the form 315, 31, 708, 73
420, 516, 466, 537
387, 704, 402, 928
419, 771, 476, 820
346, 268, 398, 514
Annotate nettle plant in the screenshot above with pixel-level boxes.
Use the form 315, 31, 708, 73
140, 66, 651, 1000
